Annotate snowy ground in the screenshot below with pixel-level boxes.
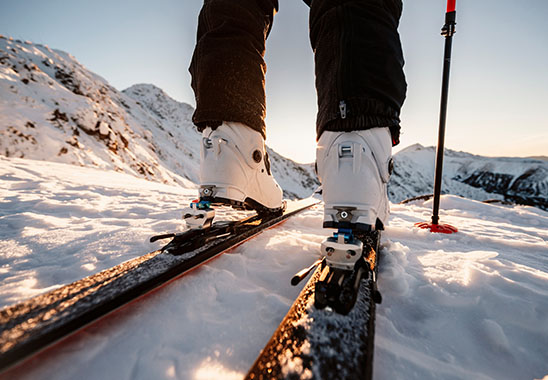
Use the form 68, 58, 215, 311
1, 157, 547, 380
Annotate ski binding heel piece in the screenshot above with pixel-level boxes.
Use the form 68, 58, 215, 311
320, 229, 363, 271
183, 200, 215, 229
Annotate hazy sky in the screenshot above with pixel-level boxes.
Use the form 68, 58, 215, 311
1, 0, 547, 163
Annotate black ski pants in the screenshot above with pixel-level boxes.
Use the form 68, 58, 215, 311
189, 0, 406, 145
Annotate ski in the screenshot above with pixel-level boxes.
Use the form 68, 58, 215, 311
0, 197, 319, 373
245, 230, 381, 380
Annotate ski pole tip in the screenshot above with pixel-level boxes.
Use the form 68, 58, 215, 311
415, 221, 458, 234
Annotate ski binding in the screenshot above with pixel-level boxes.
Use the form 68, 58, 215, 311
320, 228, 363, 270
290, 227, 382, 315
182, 199, 215, 229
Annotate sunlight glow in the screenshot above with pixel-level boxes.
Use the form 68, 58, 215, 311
193, 358, 243, 380
81, 263, 96, 271
418, 250, 499, 287
165, 364, 176, 378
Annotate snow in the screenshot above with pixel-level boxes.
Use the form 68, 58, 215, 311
1, 157, 547, 380
377, 197, 548, 380
0, 156, 194, 307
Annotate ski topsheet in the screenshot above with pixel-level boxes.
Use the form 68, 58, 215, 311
246, 230, 381, 380
0, 197, 319, 372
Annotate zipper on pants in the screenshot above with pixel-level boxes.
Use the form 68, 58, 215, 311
339, 100, 347, 119
338, 5, 347, 120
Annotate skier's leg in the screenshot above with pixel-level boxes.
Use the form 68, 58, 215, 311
189, 0, 277, 138
311, 0, 406, 230
188, 0, 283, 212
310, 0, 406, 142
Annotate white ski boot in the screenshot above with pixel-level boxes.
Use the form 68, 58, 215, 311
316, 127, 393, 270
197, 121, 284, 213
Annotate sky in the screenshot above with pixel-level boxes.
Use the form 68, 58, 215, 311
1, 0, 547, 163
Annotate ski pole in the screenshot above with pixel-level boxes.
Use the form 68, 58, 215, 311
432, 0, 456, 225
416, 0, 458, 233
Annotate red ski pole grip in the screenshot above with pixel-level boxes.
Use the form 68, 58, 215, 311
446, 0, 456, 13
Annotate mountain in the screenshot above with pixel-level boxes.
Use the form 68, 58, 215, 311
122, 84, 318, 199
1, 36, 546, 209
389, 144, 548, 210
0, 36, 318, 199
0, 36, 195, 187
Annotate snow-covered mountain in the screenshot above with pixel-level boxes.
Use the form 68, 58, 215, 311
389, 144, 548, 210
1, 36, 546, 209
122, 84, 318, 199
0, 36, 318, 199
0, 36, 194, 188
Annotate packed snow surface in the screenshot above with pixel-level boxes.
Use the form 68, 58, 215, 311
1, 157, 547, 380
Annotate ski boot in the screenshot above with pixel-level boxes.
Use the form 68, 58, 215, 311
314, 128, 392, 314
183, 121, 284, 229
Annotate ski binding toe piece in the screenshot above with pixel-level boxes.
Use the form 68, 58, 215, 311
182, 200, 215, 229
311, 228, 381, 314
320, 228, 363, 271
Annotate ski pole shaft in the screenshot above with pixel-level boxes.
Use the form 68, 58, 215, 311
432, 0, 456, 225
